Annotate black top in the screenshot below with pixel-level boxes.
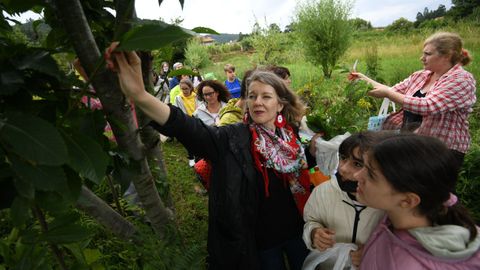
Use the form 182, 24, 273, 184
403, 89, 426, 131
256, 169, 304, 250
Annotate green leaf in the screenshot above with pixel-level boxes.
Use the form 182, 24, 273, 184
64, 243, 88, 266
63, 166, 82, 203
0, 112, 68, 166
159, 0, 184, 9
0, 71, 24, 95
83, 249, 102, 265
178, 0, 185, 9
36, 191, 69, 214
2, 0, 45, 14
10, 157, 67, 192
10, 196, 31, 226
41, 223, 91, 244
13, 175, 35, 200
62, 130, 109, 184
0, 12, 13, 33
191, 27, 219, 35
48, 212, 81, 230
117, 24, 192, 51
15, 50, 60, 79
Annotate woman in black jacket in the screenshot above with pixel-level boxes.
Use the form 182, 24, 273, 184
106, 43, 310, 270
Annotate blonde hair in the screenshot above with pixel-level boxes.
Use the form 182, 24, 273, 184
223, 64, 235, 72
424, 32, 472, 66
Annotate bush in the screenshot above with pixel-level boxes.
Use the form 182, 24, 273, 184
418, 19, 448, 29
385, 18, 414, 33
295, 0, 353, 78
184, 38, 211, 69
248, 22, 289, 65
364, 43, 383, 82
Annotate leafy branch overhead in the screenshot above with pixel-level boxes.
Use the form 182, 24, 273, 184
117, 23, 218, 51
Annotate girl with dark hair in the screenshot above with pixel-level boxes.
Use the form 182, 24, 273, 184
193, 80, 231, 126
303, 131, 384, 269
354, 134, 480, 269
105, 43, 311, 270
266, 65, 291, 87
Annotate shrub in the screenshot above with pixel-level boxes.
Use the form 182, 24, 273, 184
184, 38, 211, 69
248, 21, 289, 65
385, 17, 414, 33
418, 19, 448, 29
364, 43, 383, 82
295, 0, 353, 78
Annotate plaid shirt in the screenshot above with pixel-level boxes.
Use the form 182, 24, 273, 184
383, 64, 476, 153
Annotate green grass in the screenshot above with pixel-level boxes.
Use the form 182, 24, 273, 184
161, 140, 208, 253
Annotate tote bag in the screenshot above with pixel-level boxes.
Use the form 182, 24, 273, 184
368, 98, 396, 131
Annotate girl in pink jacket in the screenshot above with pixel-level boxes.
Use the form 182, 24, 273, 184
354, 133, 480, 269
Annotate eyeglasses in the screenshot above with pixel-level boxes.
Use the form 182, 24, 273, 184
203, 92, 216, 97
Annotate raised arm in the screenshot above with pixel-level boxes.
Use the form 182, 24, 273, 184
349, 72, 404, 104
106, 42, 170, 125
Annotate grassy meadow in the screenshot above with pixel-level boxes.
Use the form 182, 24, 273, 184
166, 24, 480, 254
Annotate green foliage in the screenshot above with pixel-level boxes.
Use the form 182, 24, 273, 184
152, 46, 174, 68
350, 18, 372, 31
364, 43, 383, 82
448, 0, 480, 22
302, 78, 377, 139
184, 38, 211, 69
418, 18, 448, 29
191, 27, 219, 35
415, 5, 447, 27
295, 0, 353, 78
118, 23, 192, 51
247, 21, 289, 65
1, 112, 67, 166
385, 17, 414, 33
457, 144, 480, 223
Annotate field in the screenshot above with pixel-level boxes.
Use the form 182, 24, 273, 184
1, 19, 479, 268
164, 25, 480, 262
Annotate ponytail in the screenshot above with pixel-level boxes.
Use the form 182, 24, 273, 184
460, 49, 473, 66
434, 203, 478, 241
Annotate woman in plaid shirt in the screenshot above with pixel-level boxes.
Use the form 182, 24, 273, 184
350, 32, 476, 167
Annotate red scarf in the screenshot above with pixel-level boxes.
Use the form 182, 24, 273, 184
249, 123, 311, 214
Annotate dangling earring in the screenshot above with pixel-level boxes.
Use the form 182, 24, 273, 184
243, 111, 250, 124
275, 112, 286, 128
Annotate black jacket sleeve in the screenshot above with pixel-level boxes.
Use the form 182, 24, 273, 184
149, 104, 226, 162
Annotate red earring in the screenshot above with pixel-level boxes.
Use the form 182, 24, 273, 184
275, 112, 286, 128
243, 111, 250, 124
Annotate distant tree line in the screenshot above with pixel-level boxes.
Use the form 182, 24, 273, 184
415, 5, 447, 27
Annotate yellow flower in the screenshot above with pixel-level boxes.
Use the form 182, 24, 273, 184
357, 98, 372, 110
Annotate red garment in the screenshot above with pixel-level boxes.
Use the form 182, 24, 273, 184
194, 159, 212, 189
383, 64, 476, 153
249, 124, 311, 214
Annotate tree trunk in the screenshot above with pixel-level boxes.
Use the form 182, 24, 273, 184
138, 51, 175, 210
53, 0, 173, 238
76, 186, 137, 240
76, 186, 136, 240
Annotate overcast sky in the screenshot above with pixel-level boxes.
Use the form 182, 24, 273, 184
13, 0, 452, 34
135, 0, 452, 33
